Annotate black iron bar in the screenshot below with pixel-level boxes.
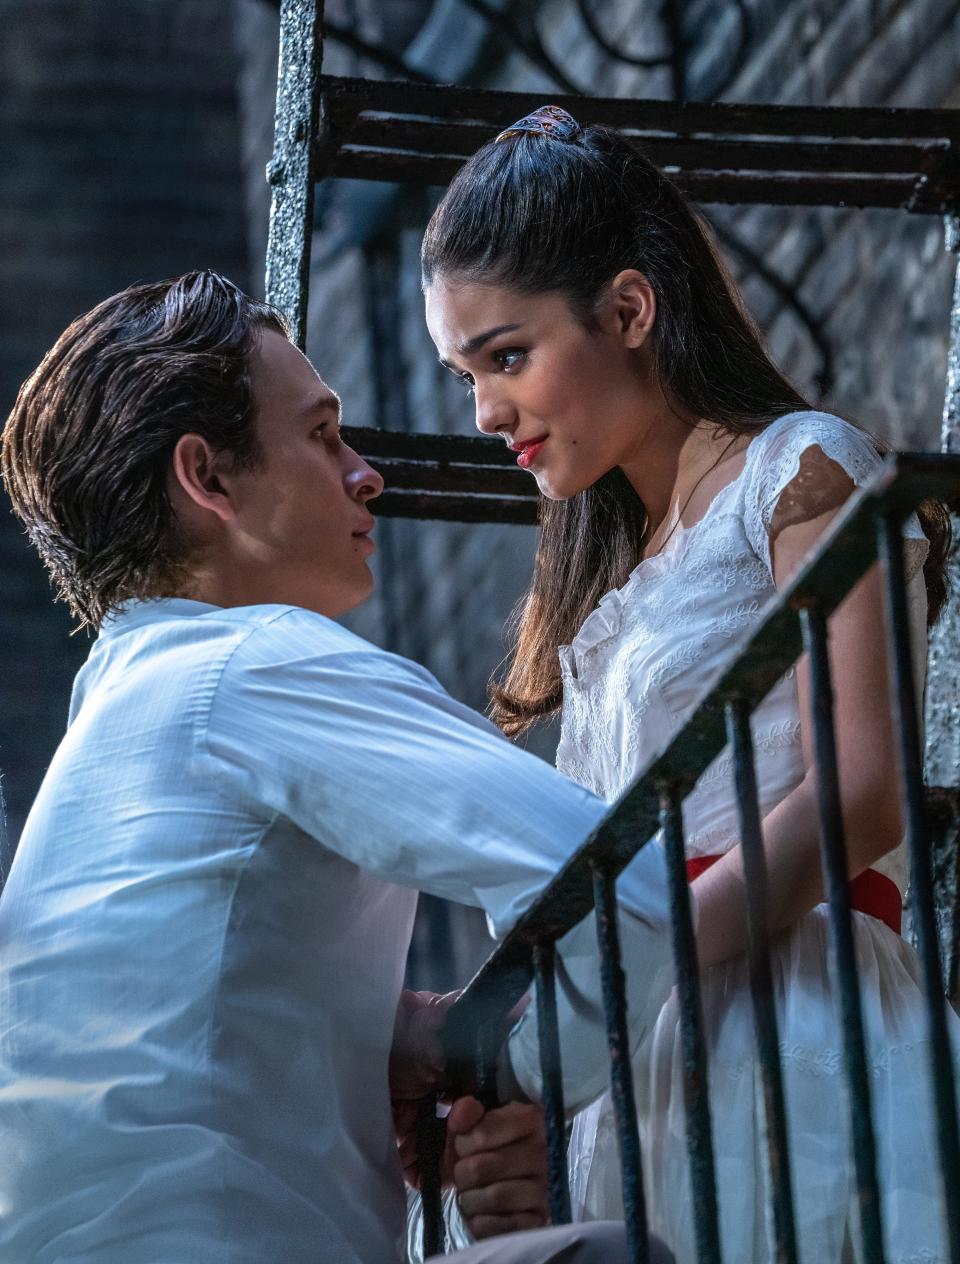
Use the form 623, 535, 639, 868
330, 147, 927, 210
264, 0, 324, 347
374, 490, 538, 525
367, 457, 534, 496
725, 700, 799, 1264
341, 425, 517, 464
934, 213, 960, 1007
532, 942, 572, 1227
340, 118, 947, 175
798, 604, 887, 1263
416, 1093, 447, 1258
877, 514, 960, 1262
592, 866, 650, 1264
659, 783, 722, 1264
346, 127, 948, 178
321, 75, 960, 142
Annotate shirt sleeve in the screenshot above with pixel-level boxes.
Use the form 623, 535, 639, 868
743, 411, 929, 584
206, 612, 673, 1107
205, 611, 669, 938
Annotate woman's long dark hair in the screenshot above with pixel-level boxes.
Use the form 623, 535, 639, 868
421, 122, 950, 736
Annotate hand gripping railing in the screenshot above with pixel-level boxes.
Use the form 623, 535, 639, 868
416, 453, 960, 1263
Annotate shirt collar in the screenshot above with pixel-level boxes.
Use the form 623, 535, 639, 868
99, 597, 223, 638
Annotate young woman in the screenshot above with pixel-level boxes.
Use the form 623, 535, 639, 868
421, 106, 957, 1262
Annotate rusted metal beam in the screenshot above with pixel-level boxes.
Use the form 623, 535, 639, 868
265, 0, 325, 348
926, 214, 960, 1009
341, 425, 540, 522
321, 75, 960, 143
373, 490, 537, 524
316, 75, 960, 211
341, 117, 951, 174
341, 424, 516, 464
333, 148, 930, 208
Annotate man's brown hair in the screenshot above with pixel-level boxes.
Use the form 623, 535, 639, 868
2, 270, 287, 630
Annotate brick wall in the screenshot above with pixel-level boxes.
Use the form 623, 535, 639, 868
0, 0, 250, 841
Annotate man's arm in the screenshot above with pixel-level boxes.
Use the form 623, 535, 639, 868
208, 613, 673, 1107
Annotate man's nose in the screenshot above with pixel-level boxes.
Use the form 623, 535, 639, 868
344, 449, 384, 501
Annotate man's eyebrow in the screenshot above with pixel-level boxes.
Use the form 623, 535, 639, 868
441, 322, 524, 366
304, 395, 342, 421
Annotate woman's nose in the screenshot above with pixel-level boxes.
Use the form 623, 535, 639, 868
473, 381, 513, 437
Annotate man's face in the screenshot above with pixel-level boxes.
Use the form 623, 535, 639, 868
223, 329, 383, 618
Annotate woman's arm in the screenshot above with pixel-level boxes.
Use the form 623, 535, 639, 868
692, 504, 905, 969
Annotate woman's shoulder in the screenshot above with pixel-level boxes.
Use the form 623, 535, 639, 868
750, 409, 878, 463
744, 409, 883, 508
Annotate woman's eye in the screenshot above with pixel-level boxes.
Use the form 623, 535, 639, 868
495, 349, 526, 372
458, 372, 476, 393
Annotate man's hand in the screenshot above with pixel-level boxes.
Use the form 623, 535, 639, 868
446, 1096, 550, 1240
391, 989, 460, 1188
390, 989, 458, 1102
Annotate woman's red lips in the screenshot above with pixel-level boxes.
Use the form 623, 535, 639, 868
511, 436, 548, 469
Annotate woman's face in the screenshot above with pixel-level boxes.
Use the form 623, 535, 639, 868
424, 275, 662, 500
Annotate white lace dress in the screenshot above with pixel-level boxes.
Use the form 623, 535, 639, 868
557, 411, 959, 1263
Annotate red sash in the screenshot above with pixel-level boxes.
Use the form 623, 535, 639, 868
685, 855, 902, 936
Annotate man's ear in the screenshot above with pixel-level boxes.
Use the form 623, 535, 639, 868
606, 269, 657, 350
169, 434, 236, 525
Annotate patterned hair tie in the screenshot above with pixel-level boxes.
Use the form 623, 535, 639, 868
494, 104, 582, 144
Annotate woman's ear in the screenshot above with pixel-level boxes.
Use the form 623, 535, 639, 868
169, 434, 236, 525
607, 269, 657, 349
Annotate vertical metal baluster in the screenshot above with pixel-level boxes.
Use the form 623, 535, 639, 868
417, 1093, 447, 1258
532, 941, 572, 1225
725, 700, 799, 1264
799, 604, 886, 1262
877, 513, 960, 1262
659, 783, 722, 1264
265, 0, 324, 348
474, 1022, 500, 1112
592, 866, 651, 1264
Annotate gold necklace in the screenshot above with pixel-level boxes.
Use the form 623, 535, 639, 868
642, 433, 741, 561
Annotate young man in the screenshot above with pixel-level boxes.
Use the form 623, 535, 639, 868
0, 272, 673, 1263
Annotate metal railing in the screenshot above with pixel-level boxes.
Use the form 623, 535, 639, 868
413, 452, 960, 1262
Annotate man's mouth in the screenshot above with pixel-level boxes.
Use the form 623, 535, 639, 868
508, 435, 548, 470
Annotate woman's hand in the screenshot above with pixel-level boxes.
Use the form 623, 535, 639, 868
446, 1095, 550, 1239
390, 989, 458, 1102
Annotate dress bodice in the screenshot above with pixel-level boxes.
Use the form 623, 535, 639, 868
555, 411, 929, 892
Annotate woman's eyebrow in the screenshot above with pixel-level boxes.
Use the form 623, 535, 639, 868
453, 322, 524, 359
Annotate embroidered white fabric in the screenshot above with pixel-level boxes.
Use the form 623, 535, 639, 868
556, 412, 959, 1262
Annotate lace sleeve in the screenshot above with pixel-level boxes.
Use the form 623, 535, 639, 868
743, 412, 929, 584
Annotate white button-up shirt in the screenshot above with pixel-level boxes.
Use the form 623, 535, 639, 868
0, 600, 670, 1263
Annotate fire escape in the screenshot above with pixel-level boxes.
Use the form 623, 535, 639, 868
266, 3, 960, 1259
